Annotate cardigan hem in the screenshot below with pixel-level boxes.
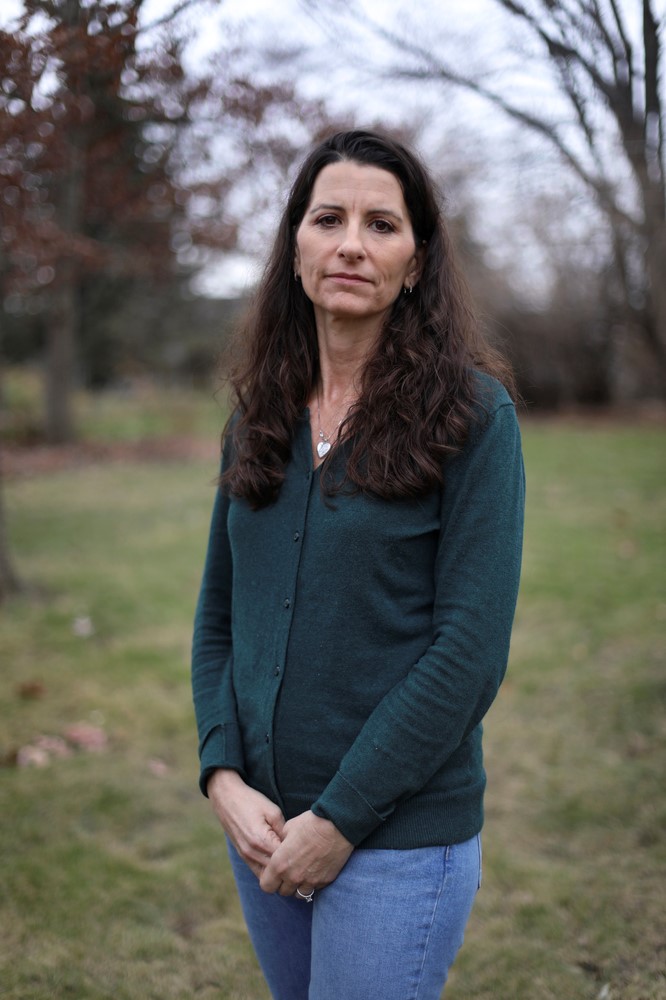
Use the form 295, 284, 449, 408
286, 789, 484, 850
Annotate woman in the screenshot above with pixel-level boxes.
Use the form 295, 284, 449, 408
192, 129, 524, 999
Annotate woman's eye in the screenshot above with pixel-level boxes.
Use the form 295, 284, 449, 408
371, 219, 395, 233
316, 215, 339, 228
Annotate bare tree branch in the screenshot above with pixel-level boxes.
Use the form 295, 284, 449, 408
607, 0, 634, 70
496, 0, 618, 107
340, 5, 638, 230
139, 0, 203, 35
538, 0, 593, 48
302, 0, 666, 378
643, 0, 665, 207
551, 0, 622, 82
586, 0, 625, 82
537, 0, 608, 177
556, 58, 605, 178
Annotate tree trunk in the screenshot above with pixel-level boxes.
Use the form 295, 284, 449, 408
0, 299, 23, 600
44, 137, 82, 443
644, 219, 666, 369
43, 0, 84, 444
0, 439, 22, 603
44, 274, 78, 444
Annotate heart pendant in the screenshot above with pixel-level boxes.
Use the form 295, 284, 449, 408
317, 440, 331, 458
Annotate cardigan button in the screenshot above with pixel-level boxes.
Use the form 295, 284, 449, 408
264, 733, 270, 744
293, 531, 300, 542
283, 598, 291, 609
274, 665, 280, 676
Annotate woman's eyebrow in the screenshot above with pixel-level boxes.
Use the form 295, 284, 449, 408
307, 202, 344, 214
307, 202, 403, 221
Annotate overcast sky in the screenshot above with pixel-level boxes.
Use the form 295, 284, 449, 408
145, 0, 583, 297
4, 0, 664, 298
139, 0, 665, 298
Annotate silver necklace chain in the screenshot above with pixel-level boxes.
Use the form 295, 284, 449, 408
315, 387, 350, 459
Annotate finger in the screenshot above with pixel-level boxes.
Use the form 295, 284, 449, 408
238, 815, 281, 852
268, 811, 286, 838
244, 850, 273, 870
261, 825, 283, 852
236, 839, 274, 869
259, 864, 283, 895
243, 821, 283, 856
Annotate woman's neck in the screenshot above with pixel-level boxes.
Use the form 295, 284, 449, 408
314, 315, 381, 406
308, 318, 379, 464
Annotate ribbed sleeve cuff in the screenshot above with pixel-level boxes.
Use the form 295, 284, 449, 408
311, 770, 387, 846
198, 723, 245, 797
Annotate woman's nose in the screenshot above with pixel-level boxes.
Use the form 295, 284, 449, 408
337, 225, 366, 259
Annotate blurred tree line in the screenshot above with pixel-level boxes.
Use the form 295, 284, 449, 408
0, 0, 344, 597
0, 0, 343, 445
2, 0, 664, 441
0, 0, 664, 596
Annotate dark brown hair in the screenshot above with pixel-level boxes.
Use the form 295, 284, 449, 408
221, 128, 513, 506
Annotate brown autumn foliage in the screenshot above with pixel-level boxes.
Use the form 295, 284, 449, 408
0, 0, 344, 440
0, 0, 347, 600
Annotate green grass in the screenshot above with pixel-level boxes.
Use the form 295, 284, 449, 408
1, 406, 664, 999
1, 366, 226, 443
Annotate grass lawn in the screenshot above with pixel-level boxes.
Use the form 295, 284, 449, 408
1, 391, 664, 999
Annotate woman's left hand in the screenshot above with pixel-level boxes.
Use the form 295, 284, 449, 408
259, 811, 353, 897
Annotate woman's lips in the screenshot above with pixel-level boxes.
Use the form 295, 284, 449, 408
328, 273, 371, 283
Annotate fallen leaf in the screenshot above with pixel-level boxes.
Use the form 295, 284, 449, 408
147, 758, 170, 777
16, 745, 51, 768
63, 722, 108, 752
72, 616, 95, 638
16, 681, 46, 700
35, 735, 72, 759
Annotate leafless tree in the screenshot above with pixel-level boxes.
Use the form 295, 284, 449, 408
305, 0, 665, 388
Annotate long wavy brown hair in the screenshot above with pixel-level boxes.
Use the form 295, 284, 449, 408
221, 129, 513, 507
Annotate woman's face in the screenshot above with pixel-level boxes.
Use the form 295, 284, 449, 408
294, 161, 422, 331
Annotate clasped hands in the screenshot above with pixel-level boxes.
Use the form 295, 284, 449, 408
207, 768, 354, 898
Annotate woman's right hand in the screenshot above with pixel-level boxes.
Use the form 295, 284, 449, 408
207, 768, 285, 879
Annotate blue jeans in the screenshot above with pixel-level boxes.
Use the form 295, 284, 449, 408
227, 834, 482, 1000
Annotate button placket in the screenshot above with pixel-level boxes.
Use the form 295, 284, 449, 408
265, 426, 314, 807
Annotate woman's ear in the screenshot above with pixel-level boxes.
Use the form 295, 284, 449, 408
293, 245, 301, 279
407, 244, 426, 289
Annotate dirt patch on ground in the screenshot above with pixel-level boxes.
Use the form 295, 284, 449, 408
520, 400, 666, 426
3, 403, 665, 479
2, 436, 220, 479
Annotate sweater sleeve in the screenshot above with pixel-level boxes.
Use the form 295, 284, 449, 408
191, 436, 245, 796
311, 399, 525, 844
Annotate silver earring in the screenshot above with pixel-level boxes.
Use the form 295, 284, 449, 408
404, 284, 413, 295
294, 271, 300, 282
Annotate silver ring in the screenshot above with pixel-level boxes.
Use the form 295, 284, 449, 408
296, 887, 315, 903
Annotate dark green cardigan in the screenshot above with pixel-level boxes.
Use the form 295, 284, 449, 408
192, 374, 524, 849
